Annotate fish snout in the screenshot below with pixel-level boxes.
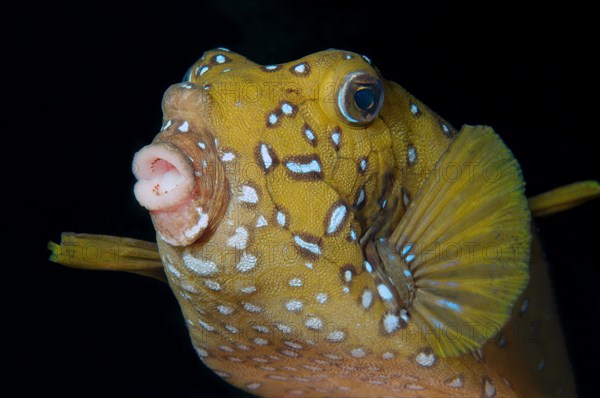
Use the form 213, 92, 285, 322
132, 88, 229, 246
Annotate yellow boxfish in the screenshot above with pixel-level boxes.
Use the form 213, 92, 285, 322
49, 48, 599, 397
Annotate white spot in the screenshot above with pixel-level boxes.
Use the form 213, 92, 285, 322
326, 204, 347, 234
377, 284, 393, 300
260, 144, 273, 169
221, 152, 235, 162
484, 379, 496, 397
181, 83, 193, 89
276, 324, 292, 334
182, 252, 218, 276
304, 127, 315, 141
302, 365, 322, 372
410, 103, 419, 115
345, 53, 353, 60
356, 188, 365, 206
294, 63, 307, 74
382, 352, 395, 360
239, 185, 259, 204
225, 325, 238, 334
241, 286, 257, 294
246, 383, 261, 390
252, 325, 270, 333
324, 353, 341, 360
284, 341, 303, 349
405, 253, 416, 263
215, 54, 226, 63
226, 356, 242, 363
360, 159, 367, 171
362, 289, 373, 309
293, 235, 321, 255
178, 121, 189, 133
268, 113, 278, 125
364, 261, 373, 273
350, 348, 366, 358
227, 227, 248, 250
447, 377, 464, 388
416, 351, 436, 367
198, 66, 209, 76
400, 309, 410, 323
276, 211, 286, 227
195, 347, 208, 357
289, 278, 303, 287
442, 123, 451, 134
520, 298, 529, 314
285, 159, 321, 174
406, 384, 425, 390
161, 119, 172, 131
401, 244, 413, 256
344, 269, 353, 282
204, 280, 221, 291
305, 317, 323, 330
281, 350, 299, 357
197, 141, 206, 149
243, 302, 263, 313
331, 131, 340, 145
253, 337, 269, 346
184, 208, 209, 239
219, 345, 234, 352
180, 281, 198, 293
316, 293, 328, 304
198, 320, 215, 332
256, 215, 268, 228
285, 300, 303, 312
350, 229, 357, 241
236, 252, 257, 272
259, 366, 276, 371
305, 262, 314, 269
217, 305, 234, 315
281, 102, 294, 115
383, 313, 400, 333
166, 262, 181, 278
408, 146, 417, 164
327, 330, 346, 342
264, 65, 278, 70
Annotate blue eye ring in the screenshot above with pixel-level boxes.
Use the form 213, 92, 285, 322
337, 71, 384, 125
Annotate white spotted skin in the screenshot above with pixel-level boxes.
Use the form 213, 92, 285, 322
147, 49, 569, 397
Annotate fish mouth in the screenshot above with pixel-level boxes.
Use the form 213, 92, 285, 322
132, 114, 229, 246
132, 142, 195, 211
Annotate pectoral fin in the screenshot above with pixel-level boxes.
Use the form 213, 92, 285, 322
378, 125, 531, 357
48, 233, 166, 282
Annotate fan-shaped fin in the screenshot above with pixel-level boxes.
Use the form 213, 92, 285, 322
379, 125, 531, 357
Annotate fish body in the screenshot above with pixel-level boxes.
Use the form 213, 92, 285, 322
50, 49, 599, 397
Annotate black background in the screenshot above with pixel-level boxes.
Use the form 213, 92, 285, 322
14, 1, 598, 397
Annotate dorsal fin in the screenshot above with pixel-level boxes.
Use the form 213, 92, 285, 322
48, 233, 165, 282
528, 180, 600, 217
375, 125, 531, 357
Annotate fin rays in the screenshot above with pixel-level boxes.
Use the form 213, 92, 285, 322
380, 125, 531, 357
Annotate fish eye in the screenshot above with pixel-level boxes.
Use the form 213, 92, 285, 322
337, 71, 384, 125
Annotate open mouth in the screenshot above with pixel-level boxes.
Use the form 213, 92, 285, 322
132, 143, 195, 211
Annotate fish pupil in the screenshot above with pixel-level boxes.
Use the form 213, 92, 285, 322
354, 87, 375, 110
